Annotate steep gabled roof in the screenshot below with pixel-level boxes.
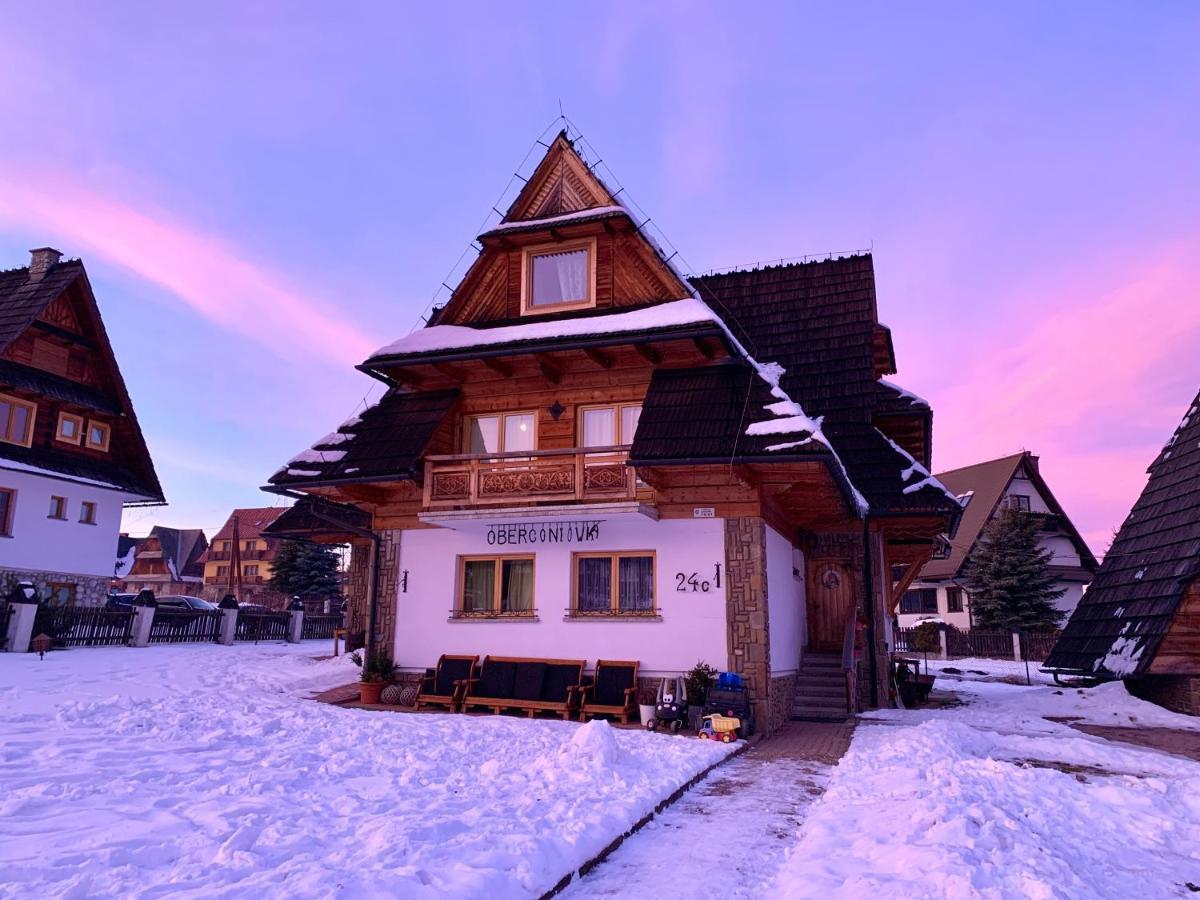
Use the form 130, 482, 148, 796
0, 257, 163, 503
1047, 388, 1200, 677
149, 526, 209, 579
920, 451, 1098, 581
209, 507, 287, 543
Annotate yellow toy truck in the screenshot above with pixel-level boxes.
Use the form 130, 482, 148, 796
698, 713, 741, 743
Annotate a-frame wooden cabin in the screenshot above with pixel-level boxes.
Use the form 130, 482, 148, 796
1047, 385, 1200, 714
263, 133, 961, 732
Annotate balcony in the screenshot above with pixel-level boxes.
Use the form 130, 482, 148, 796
423, 447, 636, 509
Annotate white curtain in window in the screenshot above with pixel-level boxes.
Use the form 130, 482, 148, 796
501, 559, 533, 612
618, 556, 654, 611
582, 408, 615, 448
576, 557, 611, 611
532, 249, 588, 306
462, 560, 495, 612
468, 416, 500, 454
620, 405, 641, 445
503, 414, 535, 453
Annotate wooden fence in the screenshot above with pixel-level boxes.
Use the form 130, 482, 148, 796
896, 624, 1061, 662
33, 605, 135, 648
236, 611, 290, 642
148, 609, 222, 644
301, 613, 341, 640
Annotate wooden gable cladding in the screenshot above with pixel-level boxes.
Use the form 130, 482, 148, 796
37, 293, 82, 334
1149, 580, 1200, 676
505, 132, 614, 221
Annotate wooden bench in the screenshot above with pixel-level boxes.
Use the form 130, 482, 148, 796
460, 656, 585, 719
577, 659, 639, 724
415, 654, 478, 712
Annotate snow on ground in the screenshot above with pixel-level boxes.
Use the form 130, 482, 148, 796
564, 755, 830, 899
0, 643, 733, 898
772, 679, 1200, 899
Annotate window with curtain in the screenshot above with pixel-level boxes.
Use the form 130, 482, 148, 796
458, 556, 535, 615
465, 412, 536, 454
573, 552, 655, 615
580, 404, 642, 448
0, 393, 35, 447
0, 488, 13, 537
946, 587, 964, 613
528, 246, 590, 308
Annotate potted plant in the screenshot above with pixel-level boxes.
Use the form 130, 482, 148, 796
353, 649, 395, 704
684, 661, 717, 730
637, 685, 657, 728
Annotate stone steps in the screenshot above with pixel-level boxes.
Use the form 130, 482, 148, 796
792, 651, 851, 721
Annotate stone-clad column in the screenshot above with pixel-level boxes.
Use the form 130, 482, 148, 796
724, 517, 772, 735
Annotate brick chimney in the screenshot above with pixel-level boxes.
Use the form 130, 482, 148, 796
28, 247, 63, 281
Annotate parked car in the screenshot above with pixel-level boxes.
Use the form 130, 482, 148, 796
237, 603, 275, 616
105, 593, 137, 610
154, 595, 218, 611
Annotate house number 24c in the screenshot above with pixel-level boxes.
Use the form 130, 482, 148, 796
675, 564, 722, 593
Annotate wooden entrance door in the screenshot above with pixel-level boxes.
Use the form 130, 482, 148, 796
807, 560, 855, 652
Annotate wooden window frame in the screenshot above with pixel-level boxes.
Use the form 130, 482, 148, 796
1008, 494, 1031, 512
570, 550, 657, 617
244, 564, 259, 576
454, 554, 536, 617
56, 412, 84, 446
519, 237, 598, 316
577, 402, 643, 448
900, 587, 939, 615
946, 586, 964, 614
44, 581, 77, 607
216, 564, 230, 577
0, 487, 15, 537
0, 392, 36, 448
78, 500, 97, 525
48, 495, 67, 521
461, 410, 539, 454
85, 420, 111, 452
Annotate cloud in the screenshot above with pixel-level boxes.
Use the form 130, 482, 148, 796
0, 167, 376, 366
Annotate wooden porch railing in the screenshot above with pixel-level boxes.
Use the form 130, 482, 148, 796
423, 446, 636, 508
842, 609, 858, 715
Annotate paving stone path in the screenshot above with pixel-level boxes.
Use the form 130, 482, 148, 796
562, 721, 855, 899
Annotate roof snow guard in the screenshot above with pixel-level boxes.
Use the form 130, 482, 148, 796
1047, 388, 1200, 678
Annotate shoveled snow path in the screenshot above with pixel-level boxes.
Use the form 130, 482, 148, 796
564, 754, 831, 899
0, 643, 733, 898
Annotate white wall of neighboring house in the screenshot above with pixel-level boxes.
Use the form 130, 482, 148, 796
766, 524, 806, 675
393, 514, 729, 677
898, 474, 1091, 631
0, 468, 131, 578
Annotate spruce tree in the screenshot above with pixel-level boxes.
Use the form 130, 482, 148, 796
268, 540, 341, 600
961, 507, 1065, 629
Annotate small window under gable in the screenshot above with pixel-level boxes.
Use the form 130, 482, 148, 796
521, 238, 596, 315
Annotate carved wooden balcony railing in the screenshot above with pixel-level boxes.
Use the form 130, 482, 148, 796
423, 446, 636, 509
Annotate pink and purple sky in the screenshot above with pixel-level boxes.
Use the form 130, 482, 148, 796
1, 3, 1198, 549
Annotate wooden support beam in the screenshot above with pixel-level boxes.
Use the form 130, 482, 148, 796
390, 368, 423, 388
634, 343, 662, 365
730, 464, 759, 490
535, 353, 562, 384
482, 357, 514, 378
693, 337, 716, 360
583, 347, 614, 369
432, 362, 466, 382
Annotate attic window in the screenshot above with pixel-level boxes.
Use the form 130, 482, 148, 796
521, 239, 595, 314
0, 393, 36, 448
86, 420, 111, 452
56, 412, 84, 445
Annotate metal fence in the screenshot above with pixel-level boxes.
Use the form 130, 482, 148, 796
33, 605, 135, 648
148, 608, 222, 644
236, 611, 290, 642
301, 613, 341, 640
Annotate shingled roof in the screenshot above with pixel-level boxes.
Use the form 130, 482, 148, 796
267, 389, 459, 490
1046, 387, 1200, 677
681, 256, 961, 517
0, 260, 85, 351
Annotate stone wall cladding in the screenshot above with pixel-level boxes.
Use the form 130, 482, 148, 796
1127, 674, 1200, 716
0, 568, 109, 607
346, 539, 372, 640
373, 529, 402, 655
768, 673, 798, 733
724, 517, 773, 734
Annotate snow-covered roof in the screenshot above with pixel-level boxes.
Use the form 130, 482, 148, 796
368, 297, 721, 361
481, 205, 628, 236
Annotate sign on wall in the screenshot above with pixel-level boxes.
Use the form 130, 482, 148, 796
486, 520, 602, 546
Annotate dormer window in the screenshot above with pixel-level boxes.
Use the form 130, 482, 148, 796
521, 239, 596, 314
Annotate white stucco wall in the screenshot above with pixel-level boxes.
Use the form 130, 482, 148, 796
897, 580, 1089, 631
393, 514, 729, 676
0, 468, 130, 578
766, 524, 805, 674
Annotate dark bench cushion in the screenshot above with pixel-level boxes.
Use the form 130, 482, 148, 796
541, 663, 582, 704
477, 659, 517, 699
513, 662, 547, 701
435, 657, 473, 696
594, 664, 635, 706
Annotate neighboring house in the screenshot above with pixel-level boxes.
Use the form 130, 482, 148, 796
0, 249, 164, 606
198, 507, 286, 605
115, 526, 208, 596
260, 132, 961, 733
898, 452, 1098, 630
1047, 387, 1200, 715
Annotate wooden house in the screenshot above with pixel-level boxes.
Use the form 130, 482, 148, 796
262, 134, 961, 731
116, 526, 208, 596
1046, 387, 1200, 714
198, 507, 287, 605
899, 451, 1097, 630
0, 249, 163, 606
